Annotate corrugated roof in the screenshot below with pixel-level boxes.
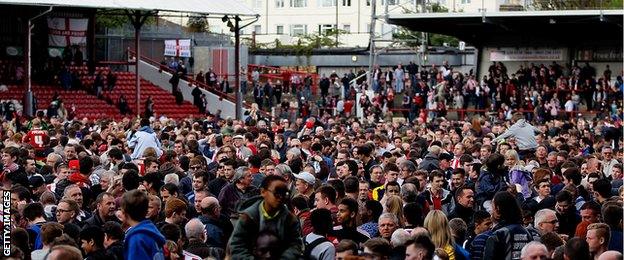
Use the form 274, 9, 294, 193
0, 0, 257, 16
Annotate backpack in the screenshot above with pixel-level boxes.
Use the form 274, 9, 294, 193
304, 236, 329, 258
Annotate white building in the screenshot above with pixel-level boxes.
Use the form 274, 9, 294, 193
165, 0, 527, 47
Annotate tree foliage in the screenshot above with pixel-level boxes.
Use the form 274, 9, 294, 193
95, 10, 156, 29
246, 29, 345, 56
531, 0, 621, 10
392, 2, 460, 48
186, 17, 209, 33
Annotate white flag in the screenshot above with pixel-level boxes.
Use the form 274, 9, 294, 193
47, 17, 88, 47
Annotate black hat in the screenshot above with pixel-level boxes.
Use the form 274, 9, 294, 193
29, 174, 45, 189
439, 153, 453, 161
300, 135, 312, 142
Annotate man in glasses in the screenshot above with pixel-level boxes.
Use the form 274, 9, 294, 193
229, 175, 303, 258
602, 146, 618, 178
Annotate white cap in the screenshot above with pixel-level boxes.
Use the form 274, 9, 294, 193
293, 171, 316, 185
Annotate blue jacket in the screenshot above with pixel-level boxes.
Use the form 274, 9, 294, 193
124, 220, 166, 260
127, 126, 162, 160
609, 230, 623, 253
475, 169, 508, 206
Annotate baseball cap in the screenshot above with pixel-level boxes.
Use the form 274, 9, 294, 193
29, 174, 45, 189
293, 171, 315, 185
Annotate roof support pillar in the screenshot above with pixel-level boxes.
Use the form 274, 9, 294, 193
126, 10, 153, 118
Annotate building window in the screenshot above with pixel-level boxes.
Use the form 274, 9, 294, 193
460, 0, 471, 3
276, 25, 284, 35
254, 25, 262, 34
252, 0, 262, 8
290, 0, 307, 7
276, 0, 285, 7
319, 24, 335, 35
290, 24, 307, 36
320, 0, 336, 7
342, 0, 351, 6
381, 0, 396, 5
366, 0, 371, 5
342, 24, 351, 33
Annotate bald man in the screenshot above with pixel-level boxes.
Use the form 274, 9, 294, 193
597, 251, 623, 260
521, 241, 548, 260
198, 196, 229, 249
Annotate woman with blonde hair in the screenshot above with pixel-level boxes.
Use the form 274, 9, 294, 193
423, 210, 469, 260
505, 149, 532, 199
383, 195, 405, 227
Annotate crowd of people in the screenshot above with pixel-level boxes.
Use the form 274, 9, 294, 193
1, 86, 623, 260
246, 60, 622, 126
0, 55, 622, 260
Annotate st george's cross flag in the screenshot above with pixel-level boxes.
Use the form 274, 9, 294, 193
47, 17, 88, 47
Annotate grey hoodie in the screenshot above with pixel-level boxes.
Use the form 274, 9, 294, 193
493, 119, 541, 150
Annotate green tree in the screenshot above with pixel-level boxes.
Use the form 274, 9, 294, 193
186, 17, 209, 32
531, 0, 620, 10
96, 11, 156, 29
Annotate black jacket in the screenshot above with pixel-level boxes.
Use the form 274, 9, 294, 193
106, 240, 124, 260
483, 222, 540, 260
448, 203, 475, 227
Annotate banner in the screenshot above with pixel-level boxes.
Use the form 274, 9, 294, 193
489, 49, 563, 61
164, 39, 192, 57
47, 17, 88, 47
575, 49, 623, 62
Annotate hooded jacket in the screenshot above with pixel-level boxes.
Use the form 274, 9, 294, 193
418, 152, 440, 172
127, 126, 162, 160
228, 196, 303, 259
492, 119, 541, 150
124, 220, 166, 260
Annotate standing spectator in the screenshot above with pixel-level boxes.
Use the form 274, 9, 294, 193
218, 167, 258, 221
121, 190, 165, 259
184, 218, 218, 259
394, 64, 405, 93
304, 208, 335, 260
195, 70, 205, 84
423, 210, 469, 260
94, 72, 104, 98
118, 95, 129, 115
492, 113, 541, 159
192, 84, 203, 112
127, 118, 162, 160
405, 235, 435, 260
79, 226, 113, 259
586, 223, 611, 259
102, 222, 124, 260
228, 175, 303, 258
106, 71, 116, 92
331, 197, 370, 245
144, 96, 154, 118
169, 71, 180, 94
483, 191, 540, 259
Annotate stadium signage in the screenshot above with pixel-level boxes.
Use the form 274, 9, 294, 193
489, 48, 563, 61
